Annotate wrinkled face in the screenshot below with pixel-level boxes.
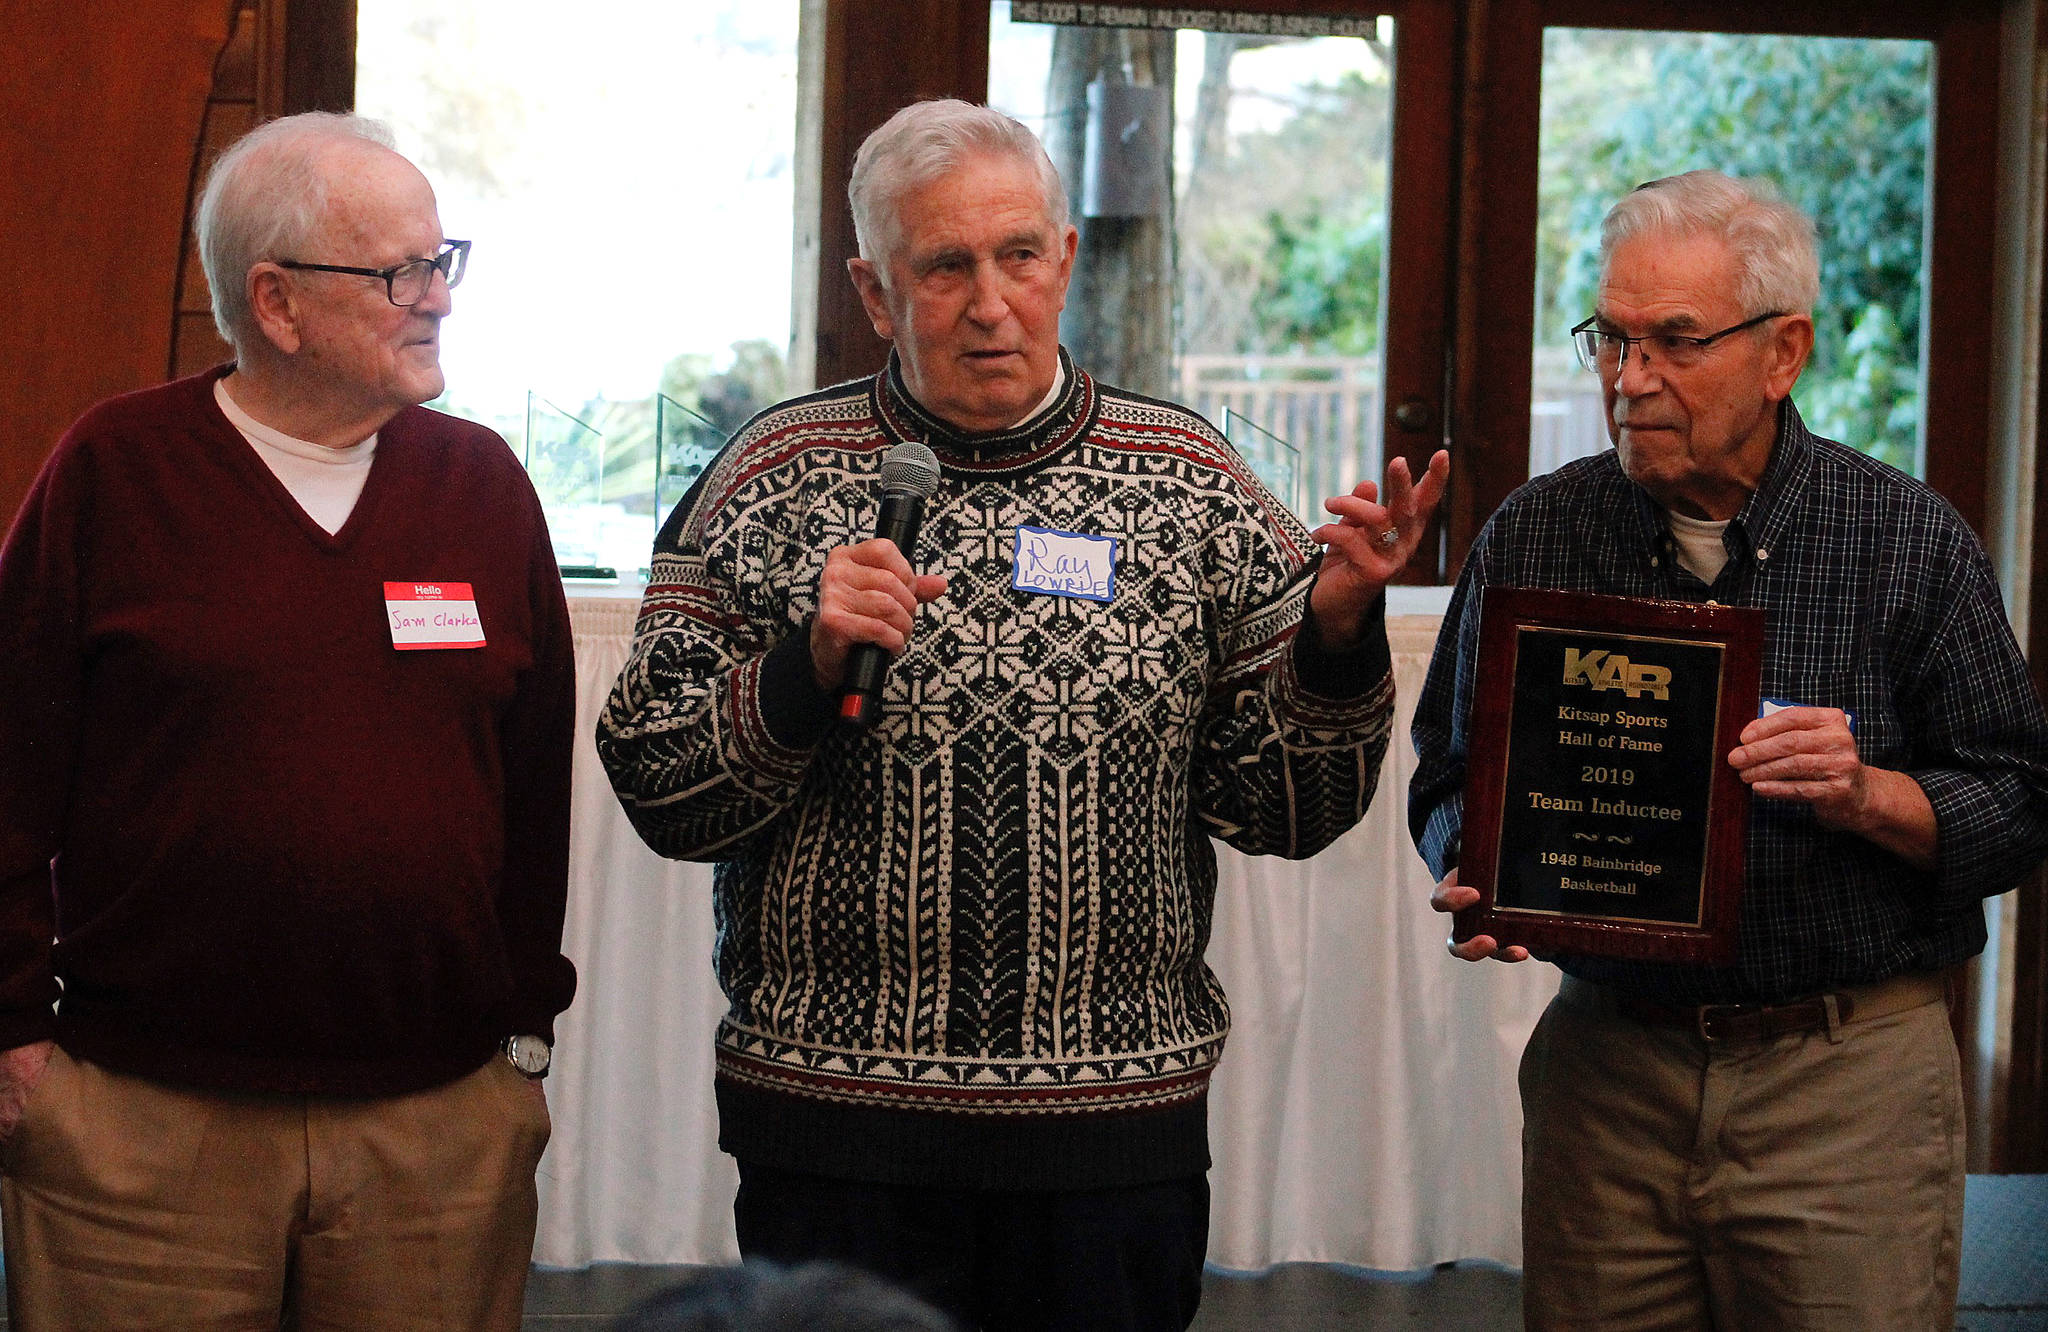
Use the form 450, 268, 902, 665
1597, 231, 1806, 520
849, 152, 1078, 433
282, 145, 453, 418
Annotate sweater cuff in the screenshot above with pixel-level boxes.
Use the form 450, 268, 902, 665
1292, 592, 1392, 700
499, 953, 578, 1048
756, 625, 840, 750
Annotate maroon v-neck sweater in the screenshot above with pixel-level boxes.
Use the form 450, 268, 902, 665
0, 367, 577, 1096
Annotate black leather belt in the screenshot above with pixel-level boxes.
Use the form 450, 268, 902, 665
1600, 971, 1947, 1043
1617, 993, 1838, 1042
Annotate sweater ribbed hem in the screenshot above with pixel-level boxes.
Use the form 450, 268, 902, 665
716, 1075, 1212, 1192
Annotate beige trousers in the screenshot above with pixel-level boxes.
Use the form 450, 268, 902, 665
1520, 976, 1964, 1332
0, 1048, 551, 1332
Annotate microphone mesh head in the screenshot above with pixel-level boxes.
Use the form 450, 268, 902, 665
879, 441, 942, 499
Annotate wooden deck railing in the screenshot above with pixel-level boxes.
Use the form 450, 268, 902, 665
1176, 352, 1608, 516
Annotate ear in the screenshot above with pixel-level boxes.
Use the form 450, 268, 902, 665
1052, 224, 1078, 314
1763, 313, 1814, 402
247, 264, 304, 356
846, 258, 895, 341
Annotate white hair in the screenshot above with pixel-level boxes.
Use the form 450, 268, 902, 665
849, 99, 1069, 272
1600, 169, 1821, 317
196, 111, 399, 351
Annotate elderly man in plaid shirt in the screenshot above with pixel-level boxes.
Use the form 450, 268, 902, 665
1411, 170, 2048, 1331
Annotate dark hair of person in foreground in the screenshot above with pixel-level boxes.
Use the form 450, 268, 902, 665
612, 1260, 960, 1332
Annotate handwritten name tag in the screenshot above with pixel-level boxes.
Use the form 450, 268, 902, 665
385, 581, 486, 650
1012, 526, 1117, 603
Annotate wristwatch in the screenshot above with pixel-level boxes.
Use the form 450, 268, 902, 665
500, 1034, 552, 1077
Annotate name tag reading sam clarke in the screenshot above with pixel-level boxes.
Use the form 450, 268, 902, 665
1453, 588, 1762, 965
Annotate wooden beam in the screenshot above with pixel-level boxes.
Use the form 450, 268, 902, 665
1448, 0, 1543, 576
1920, 1, 2002, 541
1380, 1, 1461, 583
281, 0, 358, 115
813, 1, 991, 390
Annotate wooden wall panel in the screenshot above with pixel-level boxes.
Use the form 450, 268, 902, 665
2009, 865, 2047, 1170
0, 1, 233, 530
169, 7, 260, 382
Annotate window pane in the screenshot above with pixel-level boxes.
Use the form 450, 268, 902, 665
990, 4, 1396, 519
1533, 29, 1933, 480
356, 2, 801, 577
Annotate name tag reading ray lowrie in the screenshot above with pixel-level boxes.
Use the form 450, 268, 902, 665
385, 581, 485, 650
1012, 525, 1117, 603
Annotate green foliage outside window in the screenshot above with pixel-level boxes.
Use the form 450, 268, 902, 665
1202, 31, 1931, 474
1260, 202, 1386, 358
1180, 64, 1392, 357
1540, 30, 1931, 473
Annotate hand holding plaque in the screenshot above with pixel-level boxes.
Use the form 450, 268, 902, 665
1450, 588, 1763, 964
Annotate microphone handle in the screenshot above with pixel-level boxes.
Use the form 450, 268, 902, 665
839, 489, 927, 727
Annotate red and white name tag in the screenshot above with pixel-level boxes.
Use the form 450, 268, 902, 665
384, 581, 485, 650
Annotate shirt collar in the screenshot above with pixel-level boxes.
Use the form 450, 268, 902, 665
1622, 398, 1814, 577
876, 346, 1096, 476
1728, 399, 1815, 562
1013, 360, 1067, 428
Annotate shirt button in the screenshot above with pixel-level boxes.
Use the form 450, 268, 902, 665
1756, 547, 1771, 561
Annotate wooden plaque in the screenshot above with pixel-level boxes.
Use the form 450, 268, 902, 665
1453, 587, 1764, 964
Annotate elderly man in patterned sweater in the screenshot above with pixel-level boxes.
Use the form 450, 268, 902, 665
599, 99, 1447, 1332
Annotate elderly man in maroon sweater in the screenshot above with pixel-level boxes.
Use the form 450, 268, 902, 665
0, 113, 576, 1329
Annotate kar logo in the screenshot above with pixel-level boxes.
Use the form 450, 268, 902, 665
1562, 648, 1672, 700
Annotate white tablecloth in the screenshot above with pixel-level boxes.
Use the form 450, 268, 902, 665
534, 602, 1558, 1271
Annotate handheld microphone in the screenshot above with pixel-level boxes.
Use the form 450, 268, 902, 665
838, 441, 942, 729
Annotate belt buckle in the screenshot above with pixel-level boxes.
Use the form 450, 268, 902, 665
1695, 1003, 1752, 1042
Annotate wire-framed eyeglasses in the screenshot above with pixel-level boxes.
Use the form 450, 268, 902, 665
276, 239, 471, 308
1570, 310, 1786, 374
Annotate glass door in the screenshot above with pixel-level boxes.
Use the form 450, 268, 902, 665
995, 2, 1457, 573
1530, 29, 1934, 481
1455, 2, 2001, 567
356, 1, 803, 579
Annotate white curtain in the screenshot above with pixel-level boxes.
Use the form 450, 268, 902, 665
535, 602, 1557, 1271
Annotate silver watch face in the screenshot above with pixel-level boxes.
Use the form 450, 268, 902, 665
505, 1035, 551, 1075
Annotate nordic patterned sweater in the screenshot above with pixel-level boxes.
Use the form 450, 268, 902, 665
598, 352, 1395, 1190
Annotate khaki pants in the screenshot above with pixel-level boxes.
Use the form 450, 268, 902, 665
1520, 976, 1964, 1332
0, 1048, 551, 1332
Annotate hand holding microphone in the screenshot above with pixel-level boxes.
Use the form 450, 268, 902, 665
809, 442, 945, 728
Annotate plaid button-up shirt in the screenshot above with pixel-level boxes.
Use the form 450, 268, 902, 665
1410, 402, 2048, 1005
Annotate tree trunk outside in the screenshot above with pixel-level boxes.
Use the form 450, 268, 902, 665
1044, 26, 1175, 401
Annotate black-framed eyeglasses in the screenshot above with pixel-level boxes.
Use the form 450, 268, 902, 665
1570, 310, 1786, 374
276, 239, 470, 307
